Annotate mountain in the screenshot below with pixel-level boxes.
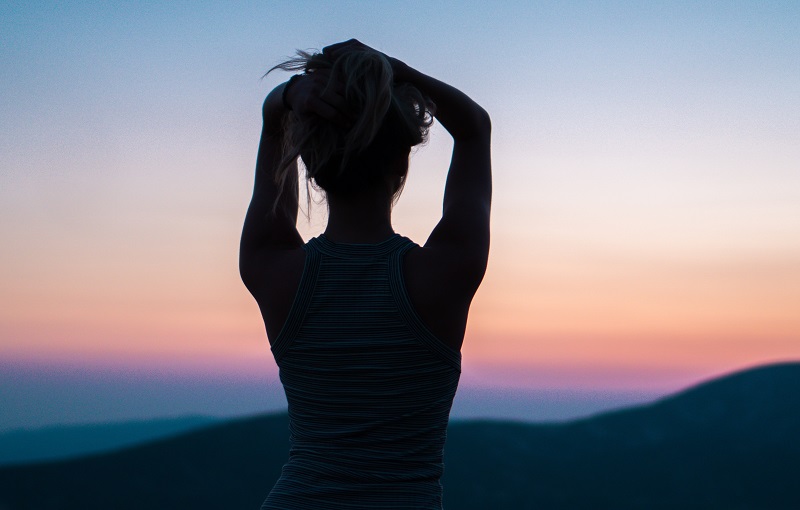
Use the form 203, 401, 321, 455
0, 416, 219, 467
442, 361, 800, 509
0, 413, 287, 510
0, 362, 798, 509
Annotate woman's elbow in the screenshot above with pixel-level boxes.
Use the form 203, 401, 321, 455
472, 106, 492, 140
479, 105, 491, 130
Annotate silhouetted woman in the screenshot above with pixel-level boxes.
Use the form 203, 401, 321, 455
240, 39, 491, 509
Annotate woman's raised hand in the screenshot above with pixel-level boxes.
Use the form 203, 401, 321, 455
321, 38, 370, 60
322, 39, 410, 82
282, 69, 353, 128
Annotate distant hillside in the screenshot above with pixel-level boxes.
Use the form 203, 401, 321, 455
443, 362, 800, 509
0, 362, 798, 509
0, 416, 219, 466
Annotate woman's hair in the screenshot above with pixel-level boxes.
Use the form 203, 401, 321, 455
268, 47, 433, 211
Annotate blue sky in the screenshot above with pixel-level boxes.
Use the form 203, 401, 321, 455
1, 1, 798, 429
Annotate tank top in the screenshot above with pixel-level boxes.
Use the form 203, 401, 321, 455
261, 234, 461, 510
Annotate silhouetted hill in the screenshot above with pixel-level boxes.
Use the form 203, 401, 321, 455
0, 416, 219, 466
443, 362, 800, 509
0, 362, 798, 509
0, 413, 288, 510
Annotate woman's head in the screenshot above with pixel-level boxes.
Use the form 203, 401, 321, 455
270, 46, 433, 207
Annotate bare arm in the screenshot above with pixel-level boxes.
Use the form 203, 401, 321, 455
239, 82, 303, 292
240, 69, 355, 294
396, 63, 491, 241
393, 60, 492, 293
394, 57, 492, 348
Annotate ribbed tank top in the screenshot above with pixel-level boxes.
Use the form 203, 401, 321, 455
261, 234, 461, 510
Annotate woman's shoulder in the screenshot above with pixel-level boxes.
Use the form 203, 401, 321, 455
401, 242, 487, 351
244, 245, 307, 343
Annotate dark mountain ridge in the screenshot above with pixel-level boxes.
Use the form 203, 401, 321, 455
0, 416, 219, 467
1, 362, 798, 509
443, 362, 800, 508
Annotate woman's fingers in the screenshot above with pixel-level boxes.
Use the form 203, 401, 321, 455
290, 71, 354, 128
322, 38, 367, 59
305, 95, 339, 121
323, 39, 402, 81
308, 96, 353, 127
312, 70, 351, 121
317, 85, 356, 127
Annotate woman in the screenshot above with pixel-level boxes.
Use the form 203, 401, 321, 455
240, 39, 491, 509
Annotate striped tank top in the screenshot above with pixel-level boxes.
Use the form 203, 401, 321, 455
261, 234, 461, 510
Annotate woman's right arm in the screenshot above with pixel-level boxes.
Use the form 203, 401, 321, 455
392, 63, 492, 264
394, 60, 492, 294
394, 59, 492, 350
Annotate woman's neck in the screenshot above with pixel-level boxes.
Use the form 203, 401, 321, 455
323, 188, 395, 244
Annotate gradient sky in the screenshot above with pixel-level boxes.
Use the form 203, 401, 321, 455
2, 2, 799, 427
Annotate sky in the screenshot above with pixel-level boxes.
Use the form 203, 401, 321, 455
1, 1, 799, 430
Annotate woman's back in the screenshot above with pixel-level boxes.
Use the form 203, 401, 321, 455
262, 235, 459, 509
240, 39, 491, 509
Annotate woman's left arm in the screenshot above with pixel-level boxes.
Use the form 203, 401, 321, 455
239, 82, 303, 292
240, 71, 352, 293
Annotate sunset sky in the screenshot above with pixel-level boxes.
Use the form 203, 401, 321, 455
2, 1, 798, 430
